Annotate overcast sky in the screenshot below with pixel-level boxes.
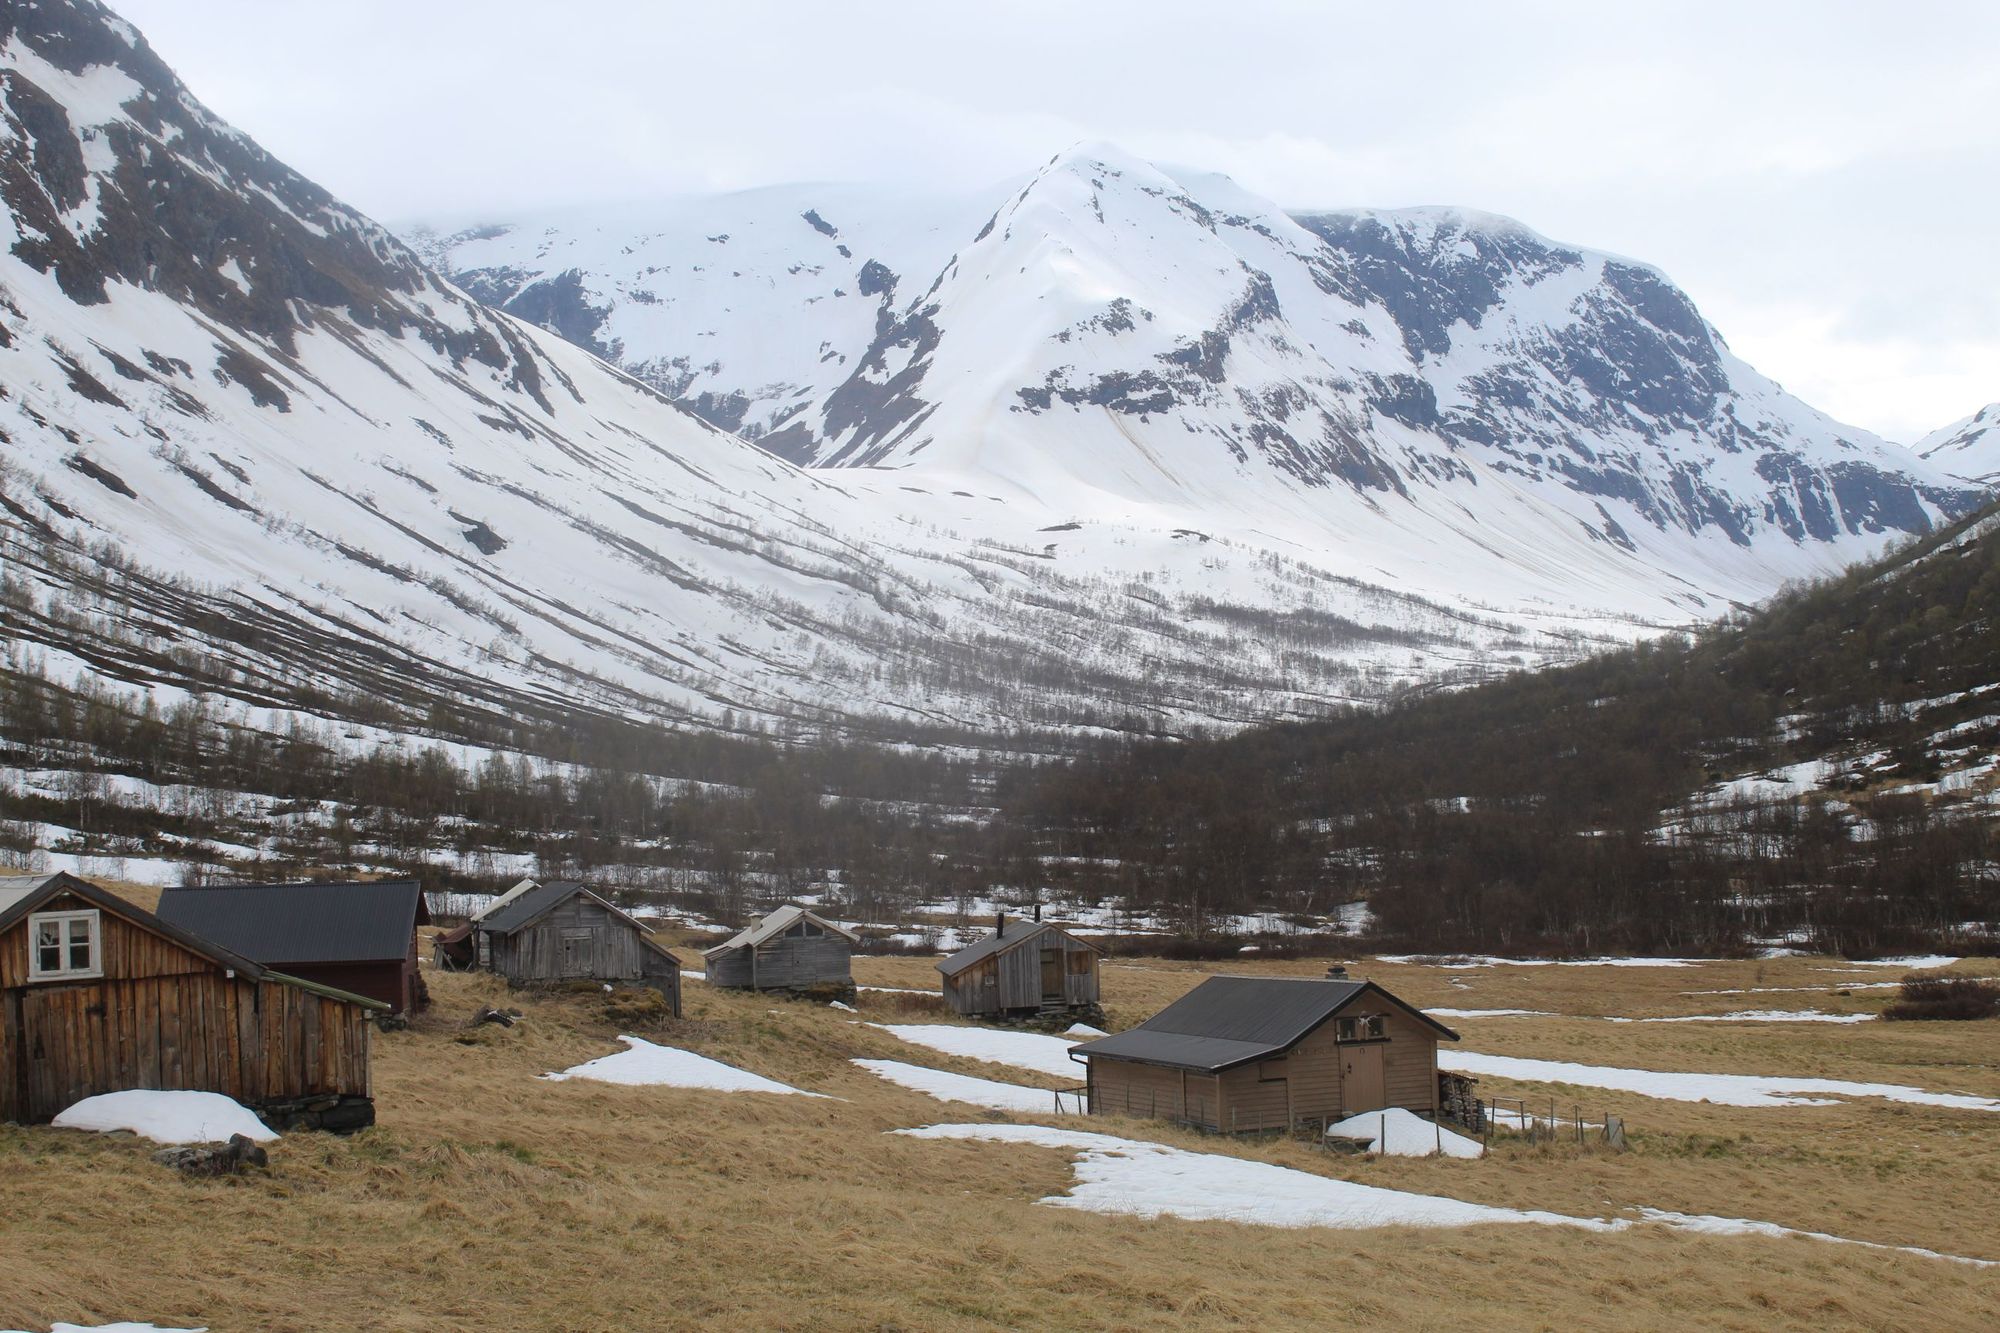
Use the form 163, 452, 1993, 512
112, 0, 1997, 442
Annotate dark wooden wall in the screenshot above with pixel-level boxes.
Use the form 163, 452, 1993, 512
1, 892, 372, 1124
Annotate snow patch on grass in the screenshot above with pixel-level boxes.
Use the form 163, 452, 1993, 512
543, 1036, 826, 1096
1327, 1107, 1483, 1158
854, 1059, 1084, 1113
867, 1024, 1083, 1080
1443, 1051, 2000, 1111
893, 1123, 1995, 1264
51, 1090, 275, 1145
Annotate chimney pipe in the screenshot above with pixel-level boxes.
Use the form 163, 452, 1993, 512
1034, 903, 1042, 923
995, 911, 1004, 934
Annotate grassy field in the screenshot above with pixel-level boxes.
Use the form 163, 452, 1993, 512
2, 947, 1997, 1331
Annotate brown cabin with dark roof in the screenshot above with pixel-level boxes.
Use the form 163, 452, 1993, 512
1071, 975, 1459, 1133
0, 872, 383, 1129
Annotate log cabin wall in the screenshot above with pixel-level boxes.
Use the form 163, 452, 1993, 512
708, 930, 852, 990
1, 892, 371, 1124
944, 926, 1100, 1015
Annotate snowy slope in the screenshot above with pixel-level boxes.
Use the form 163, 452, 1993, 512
4, 0, 1657, 749
1918, 403, 2000, 483
417, 147, 1983, 628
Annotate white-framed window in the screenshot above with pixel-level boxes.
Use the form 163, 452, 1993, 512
28, 910, 102, 981
1336, 1014, 1385, 1042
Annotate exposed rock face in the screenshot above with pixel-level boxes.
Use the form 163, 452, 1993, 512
415, 150, 1980, 570
1919, 403, 2000, 484
1, 2, 1985, 750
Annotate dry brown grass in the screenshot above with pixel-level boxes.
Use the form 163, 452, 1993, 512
2, 954, 1997, 1330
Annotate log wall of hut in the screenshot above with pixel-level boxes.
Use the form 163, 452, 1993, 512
1, 891, 372, 1125
942, 927, 1099, 1017
485, 896, 680, 1010
707, 926, 853, 991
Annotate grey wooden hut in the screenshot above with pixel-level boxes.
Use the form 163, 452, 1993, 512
703, 903, 858, 997
937, 913, 1102, 1020
472, 879, 680, 1014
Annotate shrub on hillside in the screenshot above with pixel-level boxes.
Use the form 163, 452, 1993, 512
1881, 976, 2000, 1021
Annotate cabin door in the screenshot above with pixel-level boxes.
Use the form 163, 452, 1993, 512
1341, 1044, 1386, 1112
1039, 949, 1063, 1002
559, 929, 593, 978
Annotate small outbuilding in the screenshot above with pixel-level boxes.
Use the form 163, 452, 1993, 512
1071, 975, 1458, 1133
471, 879, 680, 1013
704, 903, 858, 997
937, 914, 1101, 1020
156, 878, 431, 1014
0, 872, 383, 1130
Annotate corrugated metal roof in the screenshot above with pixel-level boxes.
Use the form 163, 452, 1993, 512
156, 880, 423, 964
469, 877, 539, 924
1073, 976, 1455, 1072
704, 903, 859, 958
936, 918, 1099, 975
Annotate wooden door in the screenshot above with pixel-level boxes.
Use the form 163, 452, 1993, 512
1341, 1044, 1386, 1112
559, 929, 593, 978
1039, 949, 1062, 1001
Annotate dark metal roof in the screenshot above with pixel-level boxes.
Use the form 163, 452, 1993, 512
1, 873, 272, 980
936, 918, 1101, 975
1072, 976, 1458, 1072
0, 873, 388, 1010
156, 879, 423, 965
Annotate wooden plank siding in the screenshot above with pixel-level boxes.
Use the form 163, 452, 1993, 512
1, 891, 371, 1124
941, 925, 1100, 1016
484, 896, 680, 1013
1088, 1011, 1439, 1133
707, 929, 852, 991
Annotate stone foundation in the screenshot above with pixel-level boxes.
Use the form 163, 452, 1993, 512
256, 1093, 375, 1135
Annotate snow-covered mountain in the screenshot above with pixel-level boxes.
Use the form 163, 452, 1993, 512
3, 0, 1658, 750
416, 149, 1981, 605
1917, 403, 2000, 483
0, 0, 1983, 758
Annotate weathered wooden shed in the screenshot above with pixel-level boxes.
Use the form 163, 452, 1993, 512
936, 915, 1101, 1019
704, 903, 858, 995
472, 879, 680, 1013
156, 878, 431, 1014
0, 872, 383, 1129
1072, 975, 1458, 1133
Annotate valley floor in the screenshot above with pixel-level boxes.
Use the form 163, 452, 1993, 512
2, 952, 1997, 1330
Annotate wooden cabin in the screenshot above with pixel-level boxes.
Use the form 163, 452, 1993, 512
1072, 975, 1458, 1133
472, 879, 680, 1013
0, 872, 383, 1130
156, 879, 431, 1014
704, 903, 857, 995
936, 915, 1101, 1019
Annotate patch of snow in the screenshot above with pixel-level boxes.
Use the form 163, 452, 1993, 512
1424, 1008, 1554, 1018
1063, 1022, 1108, 1037
854, 1059, 1084, 1113
1607, 1009, 1872, 1025
1375, 955, 1703, 968
1327, 1107, 1483, 1158
1826, 956, 1961, 969
51, 1090, 275, 1145
867, 1023, 1083, 1080
894, 1123, 1603, 1232
1442, 1051, 2000, 1111
892, 1124, 1994, 1264
542, 1036, 825, 1096
829, 1000, 856, 1012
